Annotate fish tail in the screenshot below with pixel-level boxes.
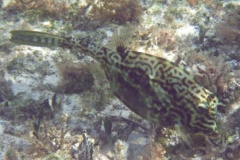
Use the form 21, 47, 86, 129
10, 30, 67, 48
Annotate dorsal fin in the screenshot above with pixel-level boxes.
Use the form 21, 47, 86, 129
107, 25, 135, 52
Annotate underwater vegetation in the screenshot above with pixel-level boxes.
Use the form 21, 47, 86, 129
150, 27, 178, 51
89, 0, 143, 25
0, 71, 14, 103
23, 114, 76, 159
139, 141, 166, 160
4, 147, 19, 160
2, 0, 143, 31
215, 4, 240, 44
56, 61, 94, 94
2, 0, 68, 21
0, 93, 61, 122
186, 0, 218, 6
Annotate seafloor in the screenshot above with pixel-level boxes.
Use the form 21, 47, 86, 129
0, 0, 240, 159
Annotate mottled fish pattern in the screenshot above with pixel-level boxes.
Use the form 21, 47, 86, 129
10, 30, 222, 137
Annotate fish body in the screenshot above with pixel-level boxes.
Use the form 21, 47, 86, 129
10, 30, 221, 137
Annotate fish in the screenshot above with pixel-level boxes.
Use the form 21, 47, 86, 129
9, 30, 223, 138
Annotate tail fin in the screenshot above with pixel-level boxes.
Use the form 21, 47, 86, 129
10, 30, 66, 48
10, 30, 100, 59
